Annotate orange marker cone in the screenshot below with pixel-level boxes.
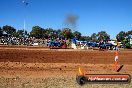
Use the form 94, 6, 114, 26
115, 61, 118, 72
114, 51, 119, 72
79, 67, 85, 75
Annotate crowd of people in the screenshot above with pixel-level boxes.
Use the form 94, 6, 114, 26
0, 36, 72, 48
0, 35, 123, 50
0, 36, 36, 45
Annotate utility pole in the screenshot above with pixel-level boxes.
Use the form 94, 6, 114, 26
22, 0, 29, 45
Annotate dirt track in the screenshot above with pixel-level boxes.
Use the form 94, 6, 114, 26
0, 46, 132, 88
0, 47, 132, 64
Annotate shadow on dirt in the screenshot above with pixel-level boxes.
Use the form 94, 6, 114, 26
117, 65, 124, 72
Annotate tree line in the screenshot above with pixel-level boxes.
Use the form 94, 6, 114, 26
0, 25, 132, 42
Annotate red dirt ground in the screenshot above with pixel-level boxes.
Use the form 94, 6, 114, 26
0, 46, 132, 87
0, 46, 132, 64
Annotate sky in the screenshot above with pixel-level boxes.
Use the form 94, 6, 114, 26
0, 0, 132, 39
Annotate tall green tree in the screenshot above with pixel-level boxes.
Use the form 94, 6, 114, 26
56, 29, 62, 38
116, 31, 126, 42
126, 30, 132, 39
45, 28, 54, 39
2, 25, 16, 35
62, 28, 74, 39
79, 36, 91, 41
73, 31, 81, 40
91, 33, 98, 42
0, 27, 3, 37
30, 26, 43, 39
124, 30, 132, 48
15, 29, 28, 37
97, 31, 110, 42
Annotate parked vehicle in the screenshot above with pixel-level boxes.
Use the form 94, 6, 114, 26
99, 42, 115, 50
87, 42, 99, 47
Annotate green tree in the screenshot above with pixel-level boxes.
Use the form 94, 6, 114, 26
79, 36, 91, 41
97, 31, 110, 42
116, 30, 132, 48
91, 33, 98, 42
30, 26, 43, 39
52, 30, 60, 39
45, 28, 54, 39
0, 27, 3, 37
62, 28, 74, 39
126, 30, 132, 39
15, 29, 28, 37
124, 30, 132, 48
56, 29, 62, 38
2, 25, 16, 35
116, 31, 126, 42
17, 30, 24, 37
73, 31, 81, 40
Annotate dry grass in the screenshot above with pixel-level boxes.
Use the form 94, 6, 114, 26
0, 76, 131, 88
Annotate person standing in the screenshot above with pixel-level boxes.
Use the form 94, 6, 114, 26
116, 42, 120, 51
